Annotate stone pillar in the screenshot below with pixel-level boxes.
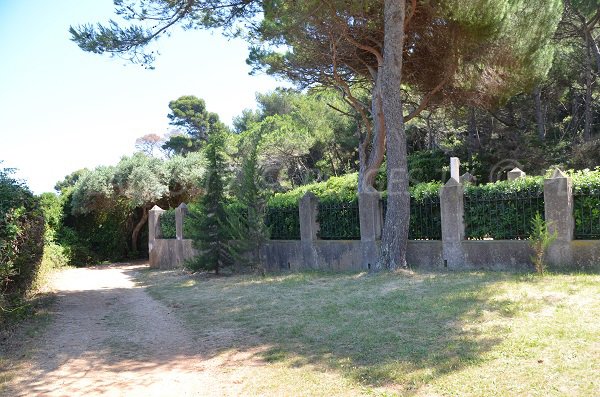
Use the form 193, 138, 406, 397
450, 157, 460, 181
460, 172, 476, 185
358, 191, 382, 270
299, 192, 319, 241
299, 192, 319, 269
175, 203, 188, 240
544, 168, 574, 266
148, 205, 165, 268
440, 177, 465, 269
358, 192, 382, 241
508, 167, 526, 181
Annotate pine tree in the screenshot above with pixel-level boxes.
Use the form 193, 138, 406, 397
186, 132, 233, 274
230, 132, 269, 272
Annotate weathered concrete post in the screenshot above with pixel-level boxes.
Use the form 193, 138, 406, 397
450, 157, 460, 181
440, 159, 465, 269
299, 192, 319, 269
544, 168, 574, 267
460, 172, 476, 185
358, 191, 382, 269
175, 203, 188, 240
148, 205, 165, 268
508, 167, 526, 181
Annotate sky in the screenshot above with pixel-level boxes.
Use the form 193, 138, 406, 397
0, 0, 284, 194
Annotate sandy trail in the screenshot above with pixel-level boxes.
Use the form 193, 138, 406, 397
5, 264, 260, 397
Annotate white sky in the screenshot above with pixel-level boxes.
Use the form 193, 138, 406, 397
0, 0, 284, 194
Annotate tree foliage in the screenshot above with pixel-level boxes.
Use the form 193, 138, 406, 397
68, 152, 203, 261
0, 165, 45, 311
185, 132, 235, 274
162, 95, 228, 155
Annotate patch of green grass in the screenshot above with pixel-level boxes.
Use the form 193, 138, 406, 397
135, 268, 600, 396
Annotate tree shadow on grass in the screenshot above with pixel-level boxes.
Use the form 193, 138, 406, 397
135, 267, 529, 394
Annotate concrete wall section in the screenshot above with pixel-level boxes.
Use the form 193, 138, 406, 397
406, 241, 444, 269
569, 240, 600, 271
149, 239, 196, 269
462, 241, 532, 271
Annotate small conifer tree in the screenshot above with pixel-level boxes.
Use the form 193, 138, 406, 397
186, 132, 233, 274
229, 132, 269, 272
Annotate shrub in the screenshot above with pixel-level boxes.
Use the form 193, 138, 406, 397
0, 166, 45, 308
529, 213, 557, 275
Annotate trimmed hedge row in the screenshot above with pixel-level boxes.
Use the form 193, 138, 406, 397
162, 169, 600, 242
571, 168, 600, 239
266, 174, 443, 240
464, 177, 545, 240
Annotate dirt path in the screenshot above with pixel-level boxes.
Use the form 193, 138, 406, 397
4, 264, 258, 397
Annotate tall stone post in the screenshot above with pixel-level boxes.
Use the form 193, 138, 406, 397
175, 203, 188, 240
544, 168, 574, 267
299, 192, 319, 269
358, 191, 383, 269
450, 157, 460, 181
148, 205, 165, 267
440, 177, 465, 269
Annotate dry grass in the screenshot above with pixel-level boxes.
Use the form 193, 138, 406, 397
134, 269, 600, 396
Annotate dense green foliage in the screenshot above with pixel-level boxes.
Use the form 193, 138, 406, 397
266, 174, 443, 241
571, 168, 600, 239
159, 209, 176, 239
236, 88, 358, 188
162, 95, 229, 156
58, 152, 203, 264
229, 131, 270, 268
464, 177, 545, 240
185, 133, 235, 274
0, 166, 45, 315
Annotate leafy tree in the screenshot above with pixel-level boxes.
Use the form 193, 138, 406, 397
54, 169, 88, 193
162, 95, 228, 155
237, 88, 358, 187
69, 152, 203, 258
186, 132, 234, 274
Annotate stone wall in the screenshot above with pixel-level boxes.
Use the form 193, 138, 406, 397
148, 160, 600, 272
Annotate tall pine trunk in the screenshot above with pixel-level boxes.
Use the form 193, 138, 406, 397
584, 34, 594, 141
358, 71, 386, 194
376, 0, 409, 271
533, 86, 546, 140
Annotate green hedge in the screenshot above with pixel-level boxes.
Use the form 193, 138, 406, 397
160, 209, 176, 239
1, 167, 45, 306
267, 175, 443, 240
464, 177, 544, 240
159, 206, 196, 240
571, 168, 600, 239
262, 169, 600, 242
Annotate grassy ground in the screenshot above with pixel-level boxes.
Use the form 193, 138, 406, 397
135, 269, 600, 396
0, 293, 56, 393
